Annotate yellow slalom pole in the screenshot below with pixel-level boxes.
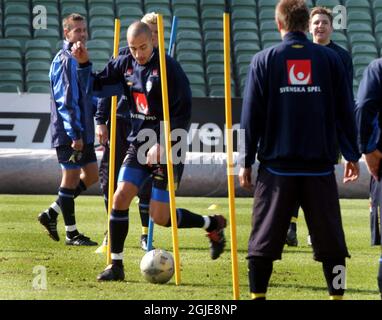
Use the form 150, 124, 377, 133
157, 14, 181, 285
106, 18, 120, 265
224, 12, 240, 300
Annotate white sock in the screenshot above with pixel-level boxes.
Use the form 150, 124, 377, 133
202, 216, 211, 230
111, 253, 124, 261
51, 201, 61, 215
65, 225, 77, 232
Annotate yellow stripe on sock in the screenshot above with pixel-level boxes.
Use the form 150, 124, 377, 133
290, 217, 298, 223
330, 295, 343, 300
250, 293, 266, 299
142, 227, 148, 235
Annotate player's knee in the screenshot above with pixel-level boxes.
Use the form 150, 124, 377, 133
150, 208, 169, 226
113, 189, 129, 208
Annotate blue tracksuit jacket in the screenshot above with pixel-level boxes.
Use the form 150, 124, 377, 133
240, 32, 360, 173
49, 40, 97, 147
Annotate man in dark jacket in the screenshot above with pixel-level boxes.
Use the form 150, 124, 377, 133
38, 13, 98, 246
355, 57, 382, 299
72, 21, 227, 281
239, 0, 360, 300
286, 6, 355, 247
96, 13, 159, 252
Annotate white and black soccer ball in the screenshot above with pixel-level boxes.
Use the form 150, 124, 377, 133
140, 249, 174, 284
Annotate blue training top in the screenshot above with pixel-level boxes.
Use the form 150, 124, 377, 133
240, 32, 360, 174
49, 40, 97, 147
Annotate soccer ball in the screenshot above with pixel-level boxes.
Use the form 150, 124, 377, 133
140, 249, 174, 284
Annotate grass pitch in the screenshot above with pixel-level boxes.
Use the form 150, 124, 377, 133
0, 194, 380, 300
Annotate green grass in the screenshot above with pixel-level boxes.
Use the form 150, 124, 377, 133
0, 195, 380, 300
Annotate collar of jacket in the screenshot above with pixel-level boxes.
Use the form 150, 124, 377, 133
62, 40, 73, 52
283, 31, 308, 42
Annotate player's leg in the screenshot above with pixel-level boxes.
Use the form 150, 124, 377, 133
148, 164, 227, 260
137, 177, 152, 250
97, 145, 150, 281
370, 177, 381, 245
286, 204, 299, 247
300, 173, 349, 300
247, 167, 299, 300
38, 145, 98, 241
378, 248, 382, 299
62, 145, 98, 245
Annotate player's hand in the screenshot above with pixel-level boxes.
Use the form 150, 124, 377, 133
343, 161, 359, 183
71, 138, 84, 151
71, 41, 89, 64
146, 143, 164, 166
365, 149, 382, 181
239, 167, 253, 191
96, 124, 109, 146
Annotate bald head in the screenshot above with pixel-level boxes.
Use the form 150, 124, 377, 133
127, 21, 152, 42
127, 21, 154, 65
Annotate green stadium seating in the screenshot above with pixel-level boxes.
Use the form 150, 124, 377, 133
61, 6, 87, 18
232, 0, 256, 8
177, 19, 200, 30
233, 31, 259, 43
204, 31, 223, 42
87, 39, 112, 56
27, 85, 51, 93
172, 0, 197, 10
347, 22, 373, 34
88, 0, 113, 7
0, 61, 23, 73
25, 39, 52, 56
188, 74, 206, 85
349, 33, 376, 45
89, 6, 115, 19
234, 42, 260, 55
176, 40, 203, 53
205, 41, 223, 54
207, 64, 224, 75
0, 84, 22, 92
177, 52, 203, 63
25, 49, 52, 63
26, 73, 50, 88
4, 16, 30, 28
178, 30, 202, 41
5, 26, 31, 50
0, 72, 23, 89
199, 0, 225, 10
259, 9, 275, 21
260, 20, 278, 32
173, 7, 198, 19
34, 28, 60, 49
4, 4, 30, 18
315, 0, 341, 6
352, 44, 378, 58
201, 9, 224, 20
0, 49, 22, 64
258, 0, 278, 8
203, 20, 223, 31
118, 7, 144, 19
181, 63, 204, 75
232, 21, 258, 32
0, 38, 22, 51
89, 17, 114, 34
374, 0, 382, 10
232, 9, 257, 20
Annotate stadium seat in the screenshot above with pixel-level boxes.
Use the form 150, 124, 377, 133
258, 0, 278, 8
191, 86, 206, 97
205, 41, 223, 54
172, 0, 197, 11
374, 0, 382, 10
25, 39, 52, 53
347, 23, 372, 34
201, 9, 225, 21
27, 85, 51, 93
89, 17, 114, 34
176, 40, 203, 53
199, 0, 225, 10
233, 31, 259, 43
88, 0, 113, 7
187, 73, 206, 86
173, 7, 198, 19
203, 20, 223, 32
0, 73, 23, 90
89, 6, 115, 19
232, 9, 257, 21
345, 0, 370, 14
26, 73, 50, 88
206, 53, 224, 64
0, 39, 22, 52
88, 50, 110, 64
26, 61, 51, 76
232, 21, 258, 32
349, 33, 376, 46
34, 28, 60, 50
4, 27, 31, 50
0, 84, 21, 93
4, 4, 30, 19
86, 39, 112, 56
177, 19, 200, 31
259, 9, 275, 22
207, 64, 224, 75
348, 11, 371, 23
204, 31, 223, 42
0, 49, 22, 64
61, 6, 87, 18
0, 61, 23, 74
260, 20, 278, 32
181, 63, 204, 75
177, 52, 203, 63
92, 29, 115, 48
25, 50, 52, 63
178, 30, 202, 41
231, 0, 256, 8
352, 44, 378, 58
315, 0, 341, 6
4, 16, 30, 28
234, 42, 260, 55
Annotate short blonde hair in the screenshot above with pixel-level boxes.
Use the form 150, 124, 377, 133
141, 12, 157, 25
62, 13, 86, 31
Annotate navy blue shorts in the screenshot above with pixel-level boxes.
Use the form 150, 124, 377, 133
248, 166, 350, 262
118, 143, 184, 203
56, 144, 97, 169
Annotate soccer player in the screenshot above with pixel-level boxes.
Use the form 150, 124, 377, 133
286, 6, 354, 247
355, 57, 382, 299
96, 13, 159, 251
239, 0, 360, 300
38, 13, 98, 246
72, 21, 227, 281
